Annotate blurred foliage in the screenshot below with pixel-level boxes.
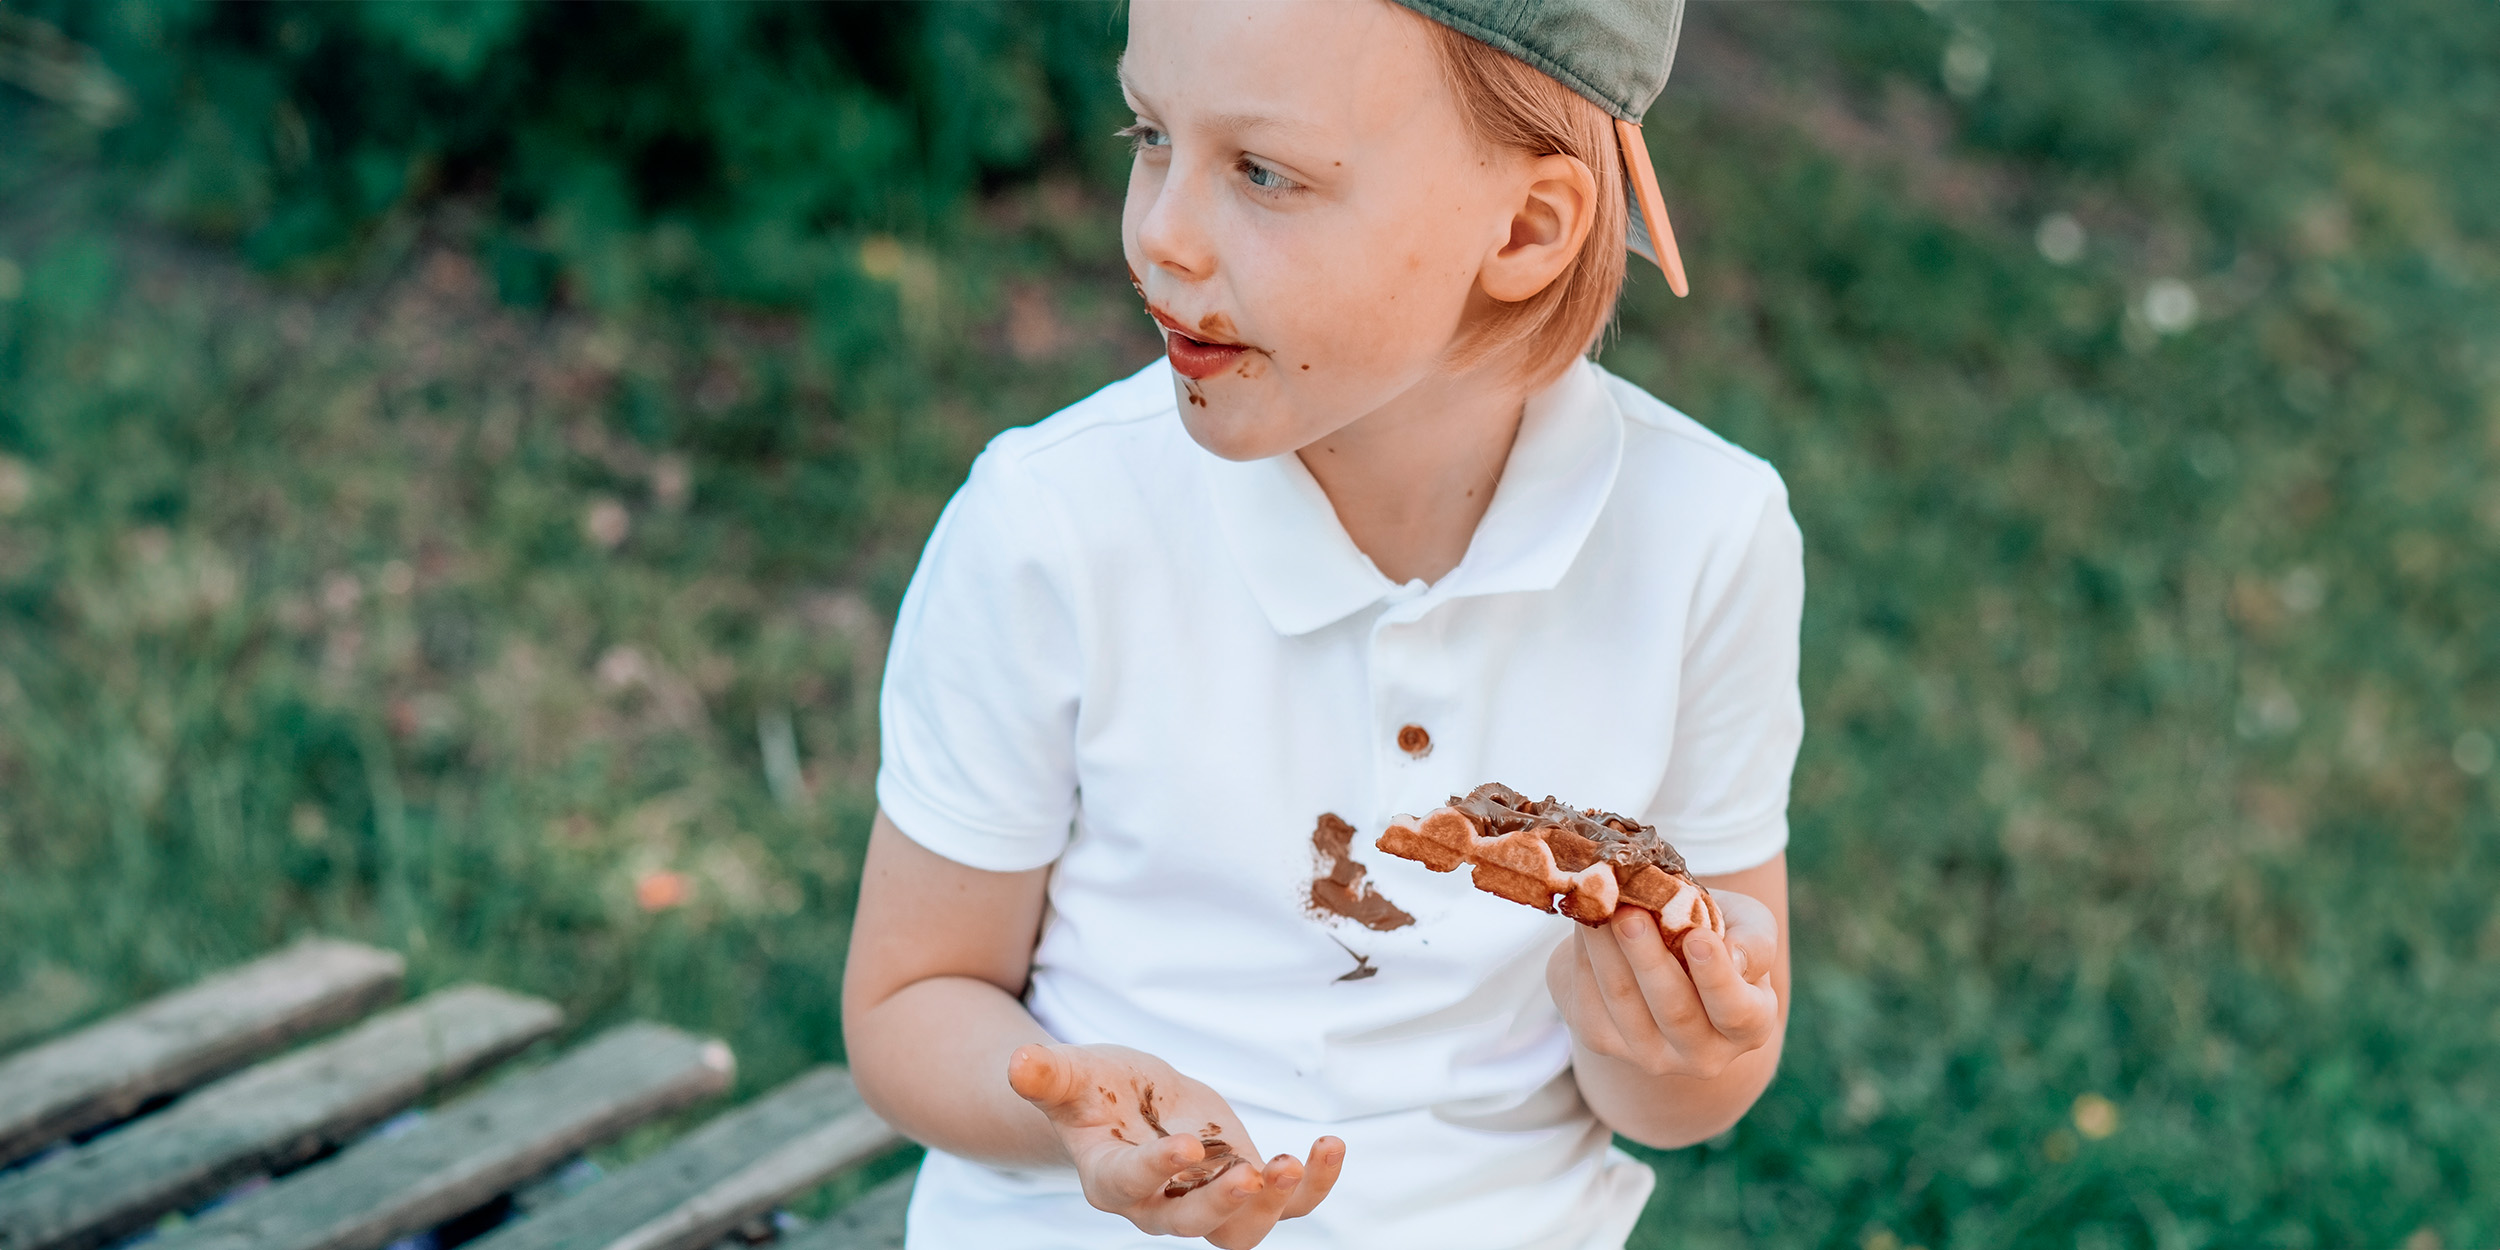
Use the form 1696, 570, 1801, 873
4, 0, 1131, 300
1, 1, 2497, 1248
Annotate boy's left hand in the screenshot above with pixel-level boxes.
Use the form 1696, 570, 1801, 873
1547, 890, 1781, 1080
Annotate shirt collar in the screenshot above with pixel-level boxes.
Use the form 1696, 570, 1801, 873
1203, 358, 1627, 637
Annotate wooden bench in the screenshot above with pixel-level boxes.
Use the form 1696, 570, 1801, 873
0, 939, 912, 1250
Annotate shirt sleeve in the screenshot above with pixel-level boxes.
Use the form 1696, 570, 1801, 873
875, 445, 1084, 872
1646, 485, 1805, 877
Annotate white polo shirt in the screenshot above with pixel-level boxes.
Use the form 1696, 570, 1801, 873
877, 357, 1803, 1249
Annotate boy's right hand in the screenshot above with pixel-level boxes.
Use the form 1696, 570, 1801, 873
1008, 1042, 1345, 1248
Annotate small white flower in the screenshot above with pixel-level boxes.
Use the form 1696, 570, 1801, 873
2036, 213, 2086, 266
2456, 731, 2495, 777
1942, 31, 1993, 99
2143, 280, 2200, 334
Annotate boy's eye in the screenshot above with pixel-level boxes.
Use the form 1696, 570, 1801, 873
1117, 121, 1169, 153
1240, 160, 1298, 193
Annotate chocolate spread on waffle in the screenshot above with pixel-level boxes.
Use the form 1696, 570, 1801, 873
1448, 783, 1690, 877
1377, 783, 1723, 935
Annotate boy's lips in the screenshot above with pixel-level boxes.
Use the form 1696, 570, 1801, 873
1149, 306, 1253, 381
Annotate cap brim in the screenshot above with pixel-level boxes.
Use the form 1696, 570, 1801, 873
1616, 118, 1689, 298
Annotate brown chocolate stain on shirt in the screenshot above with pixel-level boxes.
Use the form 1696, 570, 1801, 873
1309, 812, 1415, 931
1326, 933, 1379, 982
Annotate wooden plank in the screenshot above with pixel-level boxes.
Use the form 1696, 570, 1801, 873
467, 1066, 900, 1250
0, 985, 562, 1250
777, 1168, 913, 1250
147, 1022, 734, 1250
0, 939, 405, 1167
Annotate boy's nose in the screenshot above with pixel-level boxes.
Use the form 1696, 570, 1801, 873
1131, 164, 1218, 282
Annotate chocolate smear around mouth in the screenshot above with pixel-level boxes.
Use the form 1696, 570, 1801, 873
1309, 812, 1415, 931
1136, 1082, 1244, 1199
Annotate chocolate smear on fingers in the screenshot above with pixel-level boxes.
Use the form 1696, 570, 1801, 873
1136, 1082, 1243, 1198
1308, 813, 1415, 931
1163, 1140, 1243, 1199
1377, 783, 1725, 940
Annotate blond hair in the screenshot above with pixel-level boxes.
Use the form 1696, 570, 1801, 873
1426, 21, 1630, 387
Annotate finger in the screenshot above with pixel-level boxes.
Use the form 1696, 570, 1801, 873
1557, 929, 1634, 1059
1160, 1151, 1266, 1240
1279, 1137, 1345, 1219
1204, 1153, 1303, 1249
1711, 889, 1780, 983
1081, 1130, 1209, 1212
1006, 1044, 1084, 1115
1548, 931, 1595, 1013
1586, 914, 1683, 1052
1547, 933, 1609, 1047
1577, 926, 1657, 1055
1681, 927, 1780, 1047
1125, 1134, 1213, 1211
1545, 933, 1581, 1000
1611, 907, 1729, 1052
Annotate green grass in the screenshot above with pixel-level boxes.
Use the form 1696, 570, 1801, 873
3, 2, 2497, 1247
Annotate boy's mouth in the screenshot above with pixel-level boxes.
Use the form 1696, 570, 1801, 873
1148, 306, 1252, 381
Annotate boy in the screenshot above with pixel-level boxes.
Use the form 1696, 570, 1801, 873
842, 1, 1800, 1246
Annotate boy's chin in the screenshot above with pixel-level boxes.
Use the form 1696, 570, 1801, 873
1172, 382, 1310, 463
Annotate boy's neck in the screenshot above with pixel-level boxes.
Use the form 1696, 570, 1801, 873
1295, 363, 1535, 586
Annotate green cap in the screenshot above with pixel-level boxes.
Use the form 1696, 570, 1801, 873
1390, 0, 1692, 295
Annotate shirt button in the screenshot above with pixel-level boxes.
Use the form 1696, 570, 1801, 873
1396, 724, 1432, 758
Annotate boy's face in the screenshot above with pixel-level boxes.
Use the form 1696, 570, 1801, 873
1121, 0, 1530, 461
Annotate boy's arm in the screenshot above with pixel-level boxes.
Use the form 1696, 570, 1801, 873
841, 810, 1067, 1166
1555, 854, 1791, 1150
843, 811, 1347, 1246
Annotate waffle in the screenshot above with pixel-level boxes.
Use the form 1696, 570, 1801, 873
1376, 783, 1723, 937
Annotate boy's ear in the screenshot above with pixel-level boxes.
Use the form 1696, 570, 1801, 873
1480, 152, 1598, 304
